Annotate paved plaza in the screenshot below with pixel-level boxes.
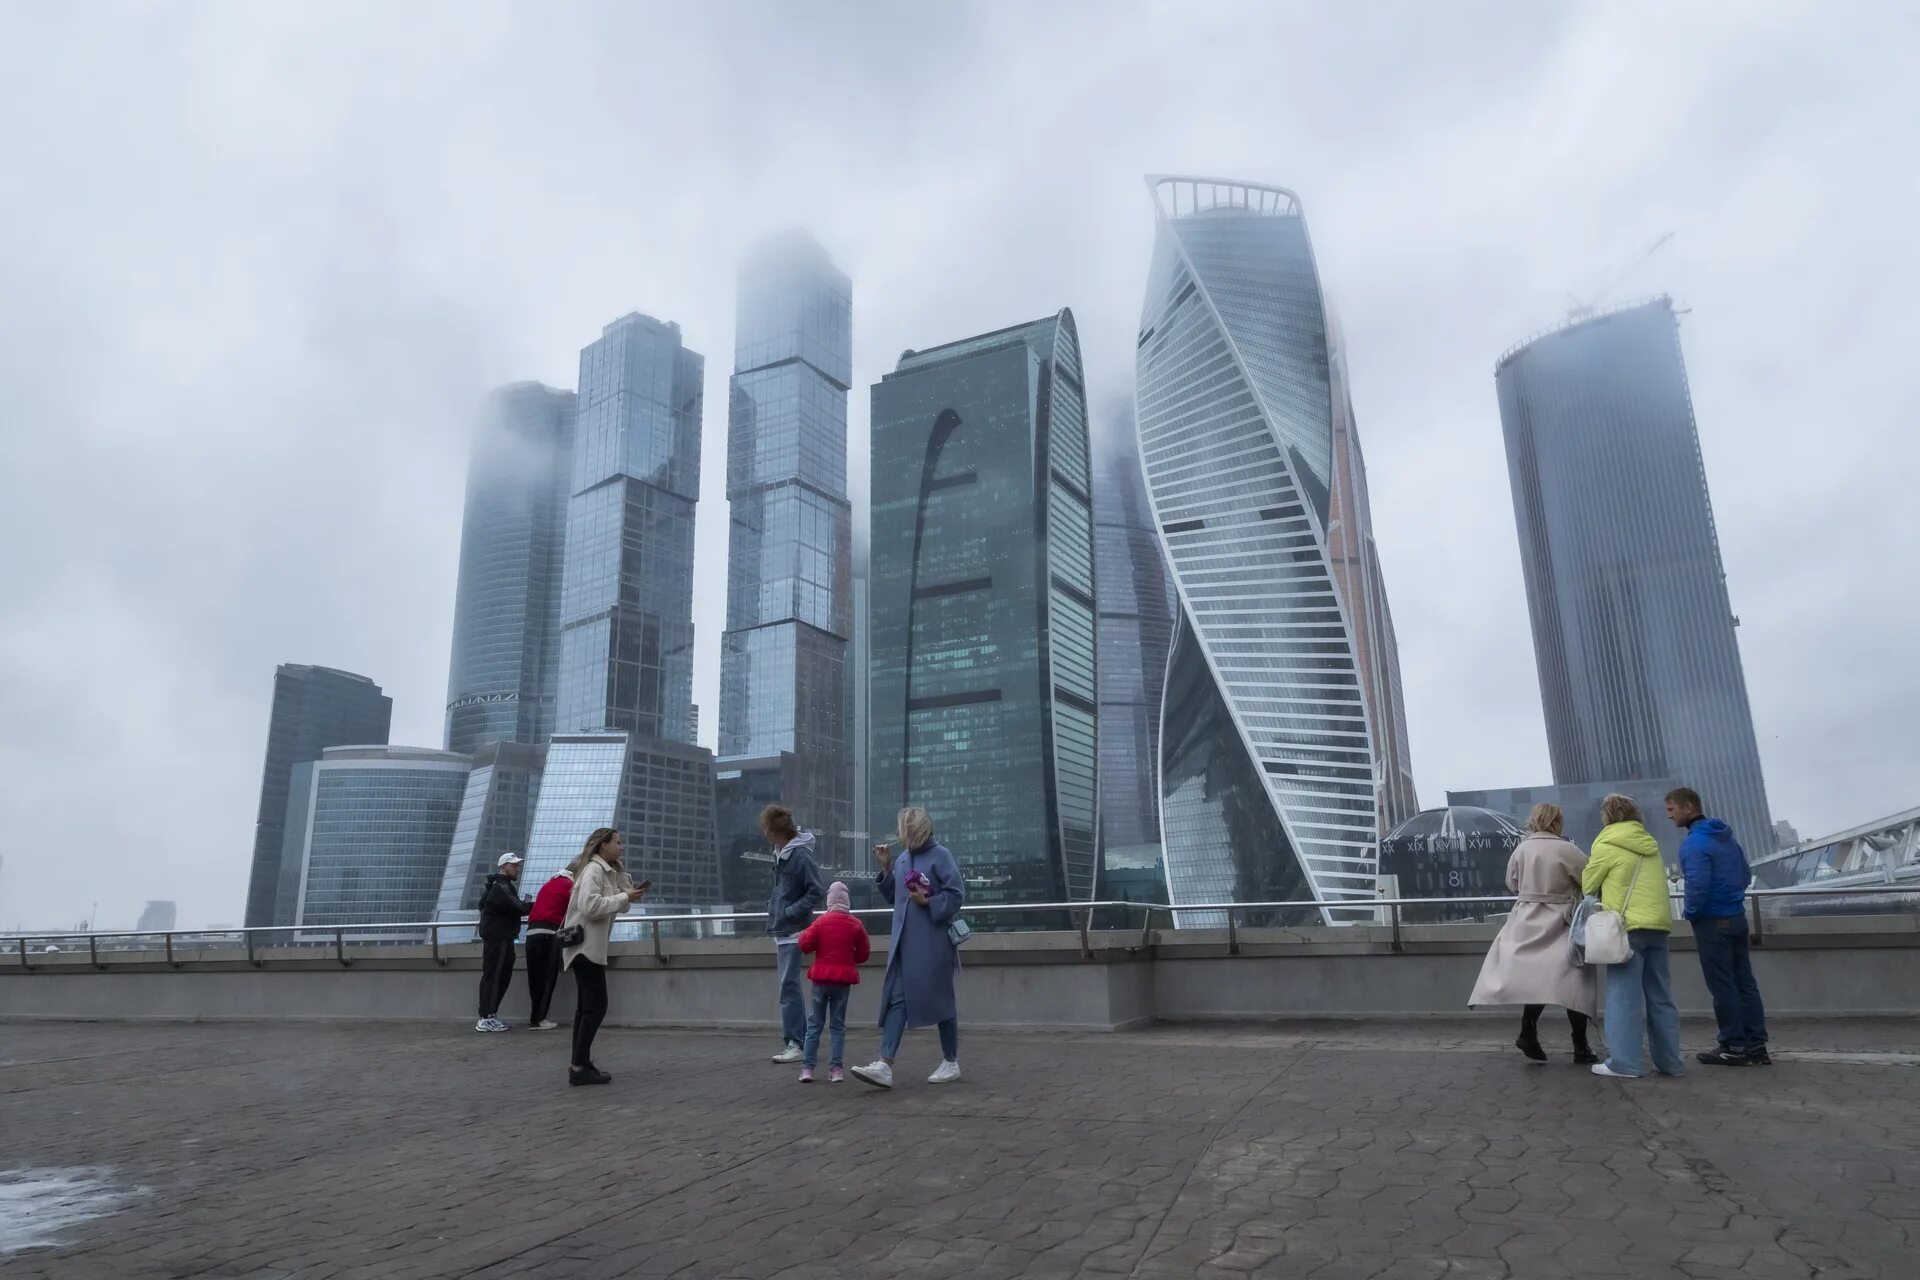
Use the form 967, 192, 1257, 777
3, 1017, 1918, 1279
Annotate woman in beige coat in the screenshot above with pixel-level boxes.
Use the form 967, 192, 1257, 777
1468, 804, 1599, 1063
561, 828, 648, 1086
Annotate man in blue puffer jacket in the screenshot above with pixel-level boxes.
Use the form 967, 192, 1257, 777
1667, 786, 1770, 1066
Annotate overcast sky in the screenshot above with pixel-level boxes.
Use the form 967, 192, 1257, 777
2, 2, 1914, 930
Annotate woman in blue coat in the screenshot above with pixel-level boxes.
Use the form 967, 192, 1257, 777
851, 806, 964, 1089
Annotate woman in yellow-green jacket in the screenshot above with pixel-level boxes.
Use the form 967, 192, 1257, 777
1582, 795, 1683, 1079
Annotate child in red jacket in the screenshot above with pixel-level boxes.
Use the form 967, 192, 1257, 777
797, 881, 870, 1082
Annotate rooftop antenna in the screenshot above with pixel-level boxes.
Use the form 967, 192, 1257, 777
1567, 232, 1673, 322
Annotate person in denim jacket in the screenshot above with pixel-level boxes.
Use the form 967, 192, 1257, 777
763, 804, 825, 1065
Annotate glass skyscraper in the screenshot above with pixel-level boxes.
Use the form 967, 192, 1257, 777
868, 311, 1098, 908
286, 746, 471, 935
444, 383, 575, 755
520, 312, 719, 908
1093, 399, 1176, 876
245, 664, 393, 927
1135, 176, 1417, 925
1494, 295, 1772, 850
556, 313, 702, 744
715, 233, 854, 888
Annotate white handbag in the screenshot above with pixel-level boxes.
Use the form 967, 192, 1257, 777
1579, 857, 1643, 966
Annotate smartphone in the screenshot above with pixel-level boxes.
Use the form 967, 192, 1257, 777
635, 879, 653, 893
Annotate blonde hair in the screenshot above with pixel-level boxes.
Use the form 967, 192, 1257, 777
1526, 802, 1565, 835
897, 806, 934, 851
567, 827, 620, 874
1601, 794, 1641, 826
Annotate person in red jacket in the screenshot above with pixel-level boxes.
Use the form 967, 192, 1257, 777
797, 881, 870, 1082
524, 868, 575, 1031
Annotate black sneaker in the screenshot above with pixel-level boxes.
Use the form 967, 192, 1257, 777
1744, 1047, 1772, 1066
569, 1066, 611, 1086
1696, 1047, 1750, 1067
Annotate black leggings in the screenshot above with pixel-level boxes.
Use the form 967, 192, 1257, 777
571, 958, 608, 1067
1522, 1003, 1591, 1046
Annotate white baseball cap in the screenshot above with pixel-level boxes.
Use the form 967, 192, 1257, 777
498, 852, 524, 867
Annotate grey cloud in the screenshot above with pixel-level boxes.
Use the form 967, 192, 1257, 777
1, 1, 1913, 928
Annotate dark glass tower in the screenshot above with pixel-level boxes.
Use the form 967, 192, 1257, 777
556, 313, 702, 744
868, 311, 1098, 907
1496, 295, 1772, 850
521, 313, 718, 907
716, 233, 854, 890
444, 383, 575, 755
1136, 176, 1417, 925
1093, 400, 1176, 876
245, 664, 392, 927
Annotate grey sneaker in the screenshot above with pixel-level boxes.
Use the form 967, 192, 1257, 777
928, 1060, 962, 1084
770, 1042, 803, 1064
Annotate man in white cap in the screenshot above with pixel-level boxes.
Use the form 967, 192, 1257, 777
475, 852, 531, 1032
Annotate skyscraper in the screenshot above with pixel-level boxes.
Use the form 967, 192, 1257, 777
1093, 399, 1176, 876
286, 746, 471, 935
245, 664, 393, 928
444, 383, 575, 755
1494, 295, 1771, 849
557, 312, 702, 744
868, 310, 1098, 908
715, 233, 854, 890
1135, 176, 1416, 924
520, 313, 719, 907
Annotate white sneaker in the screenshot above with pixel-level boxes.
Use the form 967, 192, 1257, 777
928, 1060, 962, 1084
771, 1042, 803, 1064
475, 1018, 507, 1033
851, 1060, 894, 1089
1591, 1062, 1639, 1078
531, 1020, 560, 1031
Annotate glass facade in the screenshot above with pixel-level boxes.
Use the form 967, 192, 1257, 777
444, 384, 575, 755
290, 747, 471, 934
1136, 176, 1418, 924
431, 741, 546, 934
1378, 806, 1525, 922
245, 664, 393, 927
1496, 297, 1772, 855
868, 311, 1098, 908
556, 313, 702, 744
1447, 779, 1687, 865
717, 233, 854, 874
1093, 399, 1176, 878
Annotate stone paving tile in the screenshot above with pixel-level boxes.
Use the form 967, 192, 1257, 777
0, 1018, 1916, 1278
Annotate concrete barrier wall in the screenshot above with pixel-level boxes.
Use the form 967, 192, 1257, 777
4, 916, 1917, 1029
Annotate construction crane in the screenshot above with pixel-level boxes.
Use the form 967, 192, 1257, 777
1566, 231, 1673, 322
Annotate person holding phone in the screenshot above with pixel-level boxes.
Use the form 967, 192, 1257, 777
851, 806, 964, 1089
560, 828, 649, 1086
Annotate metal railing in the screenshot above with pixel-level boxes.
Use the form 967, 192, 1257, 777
8, 884, 1918, 971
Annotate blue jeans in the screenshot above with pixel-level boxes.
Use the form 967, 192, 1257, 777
1604, 929, 1684, 1076
776, 942, 806, 1045
804, 982, 850, 1069
879, 983, 957, 1062
1692, 916, 1768, 1051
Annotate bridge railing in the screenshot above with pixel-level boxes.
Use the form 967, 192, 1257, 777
7, 884, 1918, 971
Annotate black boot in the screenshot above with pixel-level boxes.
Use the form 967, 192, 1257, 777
1516, 1007, 1547, 1062
1570, 1012, 1598, 1064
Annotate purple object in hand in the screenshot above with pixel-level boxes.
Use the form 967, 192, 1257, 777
904, 870, 932, 896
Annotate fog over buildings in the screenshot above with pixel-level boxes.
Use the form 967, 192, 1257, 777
0, 3, 1915, 927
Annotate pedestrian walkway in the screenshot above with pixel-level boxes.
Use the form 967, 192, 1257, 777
2, 1018, 1915, 1278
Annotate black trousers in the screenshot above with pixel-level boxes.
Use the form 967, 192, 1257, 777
571, 958, 608, 1067
525, 933, 562, 1025
478, 937, 516, 1019
1522, 1003, 1592, 1046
